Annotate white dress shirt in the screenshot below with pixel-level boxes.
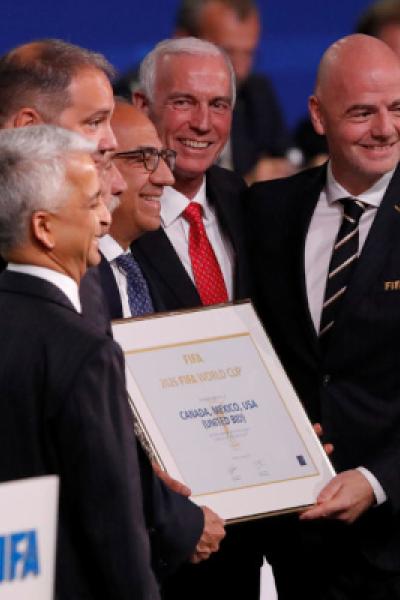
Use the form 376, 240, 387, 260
305, 164, 394, 331
304, 163, 394, 505
98, 234, 133, 318
160, 178, 235, 300
7, 263, 81, 313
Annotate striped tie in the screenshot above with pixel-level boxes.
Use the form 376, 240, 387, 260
319, 197, 366, 341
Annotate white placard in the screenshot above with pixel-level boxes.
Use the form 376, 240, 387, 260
0, 476, 58, 599
113, 301, 335, 522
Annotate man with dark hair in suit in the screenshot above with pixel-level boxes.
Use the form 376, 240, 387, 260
0, 124, 161, 600
133, 36, 262, 600
0, 37, 123, 329
246, 34, 400, 599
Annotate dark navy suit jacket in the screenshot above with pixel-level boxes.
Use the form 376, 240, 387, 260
245, 164, 400, 571
0, 270, 160, 600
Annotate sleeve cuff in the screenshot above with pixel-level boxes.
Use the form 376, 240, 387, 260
357, 466, 387, 505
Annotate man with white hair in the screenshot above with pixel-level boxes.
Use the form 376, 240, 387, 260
0, 125, 161, 600
133, 37, 250, 314
133, 37, 261, 600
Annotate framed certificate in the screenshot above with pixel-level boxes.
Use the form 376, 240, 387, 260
112, 301, 335, 523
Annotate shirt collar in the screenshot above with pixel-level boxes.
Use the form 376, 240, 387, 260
7, 263, 81, 313
98, 234, 127, 262
161, 177, 208, 227
326, 162, 395, 209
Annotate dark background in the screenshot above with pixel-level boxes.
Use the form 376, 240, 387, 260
0, 0, 372, 128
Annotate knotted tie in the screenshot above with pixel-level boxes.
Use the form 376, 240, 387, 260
319, 197, 366, 340
183, 202, 228, 305
115, 253, 154, 317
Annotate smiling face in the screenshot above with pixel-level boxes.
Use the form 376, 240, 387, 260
48, 153, 102, 281
148, 52, 232, 198
110, 102, 174, 249
310, 36, 400, 195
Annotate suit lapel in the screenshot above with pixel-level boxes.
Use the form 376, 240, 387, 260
206, 169, 240, 246
132, 228, 201, 307
97, 253, 123, 320
327, 166, 400, 346
206, 167, 248, 298
293, 167, 327, 351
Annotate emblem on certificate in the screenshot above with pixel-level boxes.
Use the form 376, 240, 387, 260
112, 301, 335, 523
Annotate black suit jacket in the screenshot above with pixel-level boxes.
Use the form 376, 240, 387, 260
132, 165, 251, 311
81, 263, 204, 579
0, 271, 160, 600
245, 164, 400, 570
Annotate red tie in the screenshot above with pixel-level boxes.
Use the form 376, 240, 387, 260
183, 202, 228, 305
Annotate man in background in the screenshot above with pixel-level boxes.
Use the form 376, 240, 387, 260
357, 0, 400, 56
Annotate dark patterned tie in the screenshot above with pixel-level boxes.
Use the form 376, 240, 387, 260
319, 197, 366, 341
182, 202, 228, 305
115, 253, 154, 317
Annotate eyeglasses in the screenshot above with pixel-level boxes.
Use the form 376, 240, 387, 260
113, 146, 177, 173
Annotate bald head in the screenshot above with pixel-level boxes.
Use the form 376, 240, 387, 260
309, 34, 400, 195
111, 100, 160, 152
315, 34, 400, 99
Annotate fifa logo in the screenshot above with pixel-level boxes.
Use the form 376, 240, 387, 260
0, 529, 40, 583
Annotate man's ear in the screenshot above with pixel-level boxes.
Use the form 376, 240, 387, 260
12, 107, 44, 128
31, 211, 55, 250
309, 95, 326, 136
133, 92, 150, 115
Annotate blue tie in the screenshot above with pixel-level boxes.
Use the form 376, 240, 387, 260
115, 253, 154, 317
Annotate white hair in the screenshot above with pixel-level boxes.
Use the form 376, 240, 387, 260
0, 124, 96, 255
138, 37, 236, 106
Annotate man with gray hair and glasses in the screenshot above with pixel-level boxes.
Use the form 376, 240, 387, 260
0, 124, 162, 600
